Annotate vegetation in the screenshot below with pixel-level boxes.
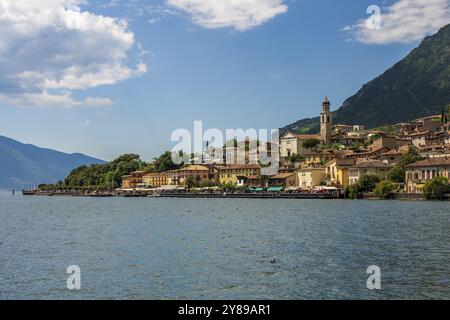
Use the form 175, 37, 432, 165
198, 179, 217, 188
302, 138, 321, 149
367, 134, 381, 145
423, 177, 450, 200
153, 151, 183, 173
39, 151, 185, 191
387, 147, 424, 183
184, 176, 196, 190
374, 181, 397, 199
287, 153, 306, 163
219, 182, 237, 190
62, 154, 146, 190
281, 24, 450, 134
345, 174, 381, 199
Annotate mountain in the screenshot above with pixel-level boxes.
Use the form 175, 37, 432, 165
0, 135, 105, 189
281, 23, 450, 135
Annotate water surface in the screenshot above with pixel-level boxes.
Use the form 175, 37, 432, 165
0, 192, 449, 299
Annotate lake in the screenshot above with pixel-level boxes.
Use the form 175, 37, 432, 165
0, 192, 449, 299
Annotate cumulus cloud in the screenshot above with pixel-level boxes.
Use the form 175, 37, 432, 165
0, 0, 146, 108
166, 0, 288, 31
344, 0, 450, 44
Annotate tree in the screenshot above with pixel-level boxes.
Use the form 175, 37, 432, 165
359, 174, 381, 192
375, 181, 397, 199
184, 176, 196, 190
199, 179, 216, 188
345, 184, 363, 199
153, 151, 182, 173
368, 134, 381, 145
387, 147, 424, 183
302, 138, 321, 149
288, 153, 306, 164
387, 165, 406, 183
423, 177, 450, 200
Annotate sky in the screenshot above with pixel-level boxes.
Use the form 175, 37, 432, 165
0, 0, 449, 161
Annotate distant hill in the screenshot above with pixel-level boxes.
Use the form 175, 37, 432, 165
0, 135, 105, 189
281, 23, 450, 135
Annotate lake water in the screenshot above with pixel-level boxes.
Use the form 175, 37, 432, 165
0, 191, 449, 300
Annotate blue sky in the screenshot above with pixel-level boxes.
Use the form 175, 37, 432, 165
0, 0, 449, 161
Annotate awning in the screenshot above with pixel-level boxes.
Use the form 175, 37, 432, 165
249, 187, 264, 192
267, 186, 284, 192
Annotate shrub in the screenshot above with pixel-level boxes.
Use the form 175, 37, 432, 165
374, 180, 397, 199
359, 174, 381, 192
423, 177, 450, 200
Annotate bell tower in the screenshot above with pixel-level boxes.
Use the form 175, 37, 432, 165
320, 96, 332, 145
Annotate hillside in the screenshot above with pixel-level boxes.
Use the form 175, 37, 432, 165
281, 23, 450, 135
0, 135, 105, 189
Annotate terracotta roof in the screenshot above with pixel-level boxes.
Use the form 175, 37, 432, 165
352, 161, 393, 169
282, 132, 321, 140
143, 172, 168, 177
298, 167, 326, 171
405, 158, 450, 168
270, 173, 296, 179
215, 164, 261, 170
180, 165, 210, 171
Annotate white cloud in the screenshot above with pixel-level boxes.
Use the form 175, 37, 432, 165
344, 0, 450, 44
166, 0, 288, 31
0, 0, 147, 108
0, 91, 113, 108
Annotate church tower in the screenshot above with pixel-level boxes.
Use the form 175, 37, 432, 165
320, 96, 332, 145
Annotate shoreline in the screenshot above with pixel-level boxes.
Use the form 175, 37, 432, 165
20, 189, 445, 201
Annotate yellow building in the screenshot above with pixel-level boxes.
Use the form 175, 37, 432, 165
297, 167, 327, 189
325, 158, 356, 188
348, 161, 394, 186
216, 164, 260, 185
121, 171, 148, 189
405, 158, 450, 193
143, 172, 169, 188
303, 149, 340, 167
167, 165, 211, 186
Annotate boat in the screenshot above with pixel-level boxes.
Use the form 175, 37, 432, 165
22, 190, 36, 196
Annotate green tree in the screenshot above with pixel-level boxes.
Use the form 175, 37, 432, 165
199, 179, 216, 188
288, 153, 306, 163
387, 146, 424, 183
345, 184, 363, 199
153, 151, 183, 173
302, 138, 321, 149
359, 174, 381, 192
386, 165, 406, 183
423, 177, 450, 200
375, 180, 397, 199
184, 176, 196, 190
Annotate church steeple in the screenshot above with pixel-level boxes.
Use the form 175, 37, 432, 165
320, 96, 332, 145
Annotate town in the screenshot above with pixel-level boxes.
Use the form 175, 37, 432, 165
116, 98, 450, 200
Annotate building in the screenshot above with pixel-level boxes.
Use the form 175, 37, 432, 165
297, 167, 327, 189
269, 173, 298, 188
280, 133, 322, 158
216, 164, 261, 185
143, 172, 169, 188
303, 149, 342, 167
404, 158, 450, 193
419, 144, 450, 159
121, 171, 148, 189
380, 146, 410, 164
348, 160, 394, 186
167, 165, 211, 186
320, 97, 332, 145
325, 158, 356, 188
